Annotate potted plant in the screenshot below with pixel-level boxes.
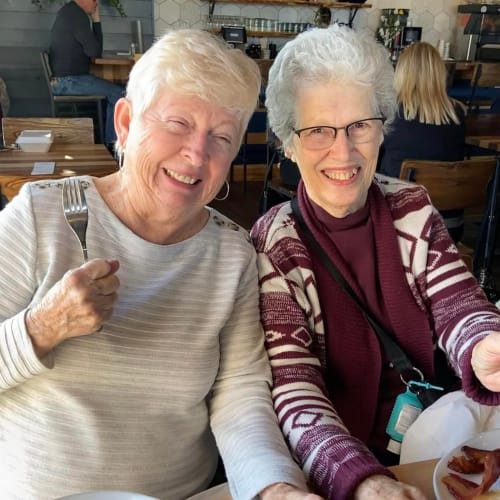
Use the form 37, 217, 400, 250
377, 9, 409, 50
32, 0, 126, 17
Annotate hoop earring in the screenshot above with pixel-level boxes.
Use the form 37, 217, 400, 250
118, 151, 125, 169
214, 180, 230, 201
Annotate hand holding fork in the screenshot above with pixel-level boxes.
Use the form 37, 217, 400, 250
25, 258, 120, 357
63, 177, 89, 261
24, 179, 121, 356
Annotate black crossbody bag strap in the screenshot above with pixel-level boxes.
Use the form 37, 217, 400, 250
290, 197, 414, 373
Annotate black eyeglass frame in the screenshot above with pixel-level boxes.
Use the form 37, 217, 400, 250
293, 117, 386, 143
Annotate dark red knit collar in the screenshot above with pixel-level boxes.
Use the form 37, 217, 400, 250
296, 179, 435, 378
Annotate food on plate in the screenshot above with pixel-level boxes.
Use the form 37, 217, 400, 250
442, 446, 500, 499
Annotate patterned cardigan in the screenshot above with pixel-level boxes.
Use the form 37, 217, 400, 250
250, 175, 500, 499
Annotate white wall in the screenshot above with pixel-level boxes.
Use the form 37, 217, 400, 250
153, 0, 467, 58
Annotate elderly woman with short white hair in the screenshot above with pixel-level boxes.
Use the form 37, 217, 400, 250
0, 29, 319, 500
251, 25, 500, 500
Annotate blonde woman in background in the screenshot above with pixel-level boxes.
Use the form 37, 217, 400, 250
378, 41, 466, 241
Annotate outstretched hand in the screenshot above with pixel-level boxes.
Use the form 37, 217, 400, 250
471, 331, 500, 391
353, 475, 427, 500
26, 258, 120, 357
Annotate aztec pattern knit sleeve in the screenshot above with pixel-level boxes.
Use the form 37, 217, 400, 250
251, 204, 392, 500
382, 177, 500, 404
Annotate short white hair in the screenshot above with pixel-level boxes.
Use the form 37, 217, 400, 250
117, 29, 261, 153
265, 25, 397, 150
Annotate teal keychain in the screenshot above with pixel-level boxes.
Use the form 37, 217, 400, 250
386, 385, 423, 455
386, 380, 444, 455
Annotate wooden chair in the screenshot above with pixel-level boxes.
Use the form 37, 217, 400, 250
468, 62, 500, 111
2, 117, 94, 146
446, 61, 476, 89
447, 62, 500, 111
40, 52, 105, 144
400, 158, 496, 271
465, 112, 500, 137
231, 109, 268, 193
464, 113, 500, 158
474, 62, 500, 88
447, 62, 480, 105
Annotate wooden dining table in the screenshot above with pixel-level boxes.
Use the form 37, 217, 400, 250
0, 143, 118, 201
466, 136, 500, 152
187, 459, 440, 500
90, 55, 137, 85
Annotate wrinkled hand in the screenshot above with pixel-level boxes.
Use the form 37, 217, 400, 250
259, 483, 323, 500
471, 332, 500, 391
26, 258, 120, 357
353, 475, 427, 500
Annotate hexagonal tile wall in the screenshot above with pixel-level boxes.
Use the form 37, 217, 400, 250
154, 0, 463, 56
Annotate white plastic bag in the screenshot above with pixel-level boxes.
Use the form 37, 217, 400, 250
400, 390, 500, 464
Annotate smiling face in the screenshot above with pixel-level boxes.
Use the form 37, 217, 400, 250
114, 91, 242, 225
287, 82, 383, 218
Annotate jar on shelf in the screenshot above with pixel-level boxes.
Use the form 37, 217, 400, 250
314, 7, 331, 28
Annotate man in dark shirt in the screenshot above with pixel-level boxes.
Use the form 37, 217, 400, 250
49, 0, 124, 145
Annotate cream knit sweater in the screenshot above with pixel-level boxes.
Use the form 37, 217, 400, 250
0, 177, 306, 500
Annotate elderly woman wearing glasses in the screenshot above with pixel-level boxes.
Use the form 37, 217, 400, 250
251, 26, 500, 500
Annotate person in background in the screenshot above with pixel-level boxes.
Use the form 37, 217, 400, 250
0, 76, 8, 148
251, 25, 500, 500
0, 29, 319, 500
378, 41, 467, 241
0, 77, 9, 119
49, 0, 124, 145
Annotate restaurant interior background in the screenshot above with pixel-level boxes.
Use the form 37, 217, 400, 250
155, 0, 461, 52
0, 0, 499, 292
0, 0, 496, 117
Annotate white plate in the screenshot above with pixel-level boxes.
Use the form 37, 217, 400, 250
433, 428, 500, 500
56, 492, 158, 500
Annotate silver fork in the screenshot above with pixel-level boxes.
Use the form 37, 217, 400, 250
62, 177, 89, 262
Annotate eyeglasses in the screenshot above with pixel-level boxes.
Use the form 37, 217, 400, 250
293, 117, 386, 150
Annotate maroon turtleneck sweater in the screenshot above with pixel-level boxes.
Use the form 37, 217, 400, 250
298, 183, 434, 453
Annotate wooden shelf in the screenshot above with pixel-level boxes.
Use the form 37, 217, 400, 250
247, 30, 295, 37
208, 0, 371, 7
207, 1, 372, 29
212, 29, 294, 37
